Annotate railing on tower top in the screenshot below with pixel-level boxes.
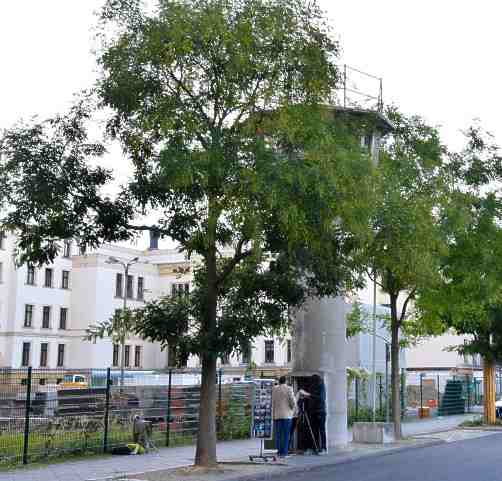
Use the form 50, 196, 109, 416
333, 64, 384, 113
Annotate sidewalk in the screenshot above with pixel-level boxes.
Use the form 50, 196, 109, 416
0, 413, 481, 481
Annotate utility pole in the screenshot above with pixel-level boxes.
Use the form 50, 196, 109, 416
371, 273, 377, 421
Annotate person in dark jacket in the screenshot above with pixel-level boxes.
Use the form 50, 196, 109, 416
310, 374, 327, 453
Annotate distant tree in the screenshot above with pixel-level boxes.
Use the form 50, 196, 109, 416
417, 124, 502, 424
86, 308, 136, 389
0, 0, 378, 466
367, 107, 446, 438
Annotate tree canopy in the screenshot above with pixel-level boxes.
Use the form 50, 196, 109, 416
416, 125, 502, 363
367, 106, 446, 437
0, 0, 380, 466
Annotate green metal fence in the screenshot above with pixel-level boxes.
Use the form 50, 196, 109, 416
0, 367, 253, 468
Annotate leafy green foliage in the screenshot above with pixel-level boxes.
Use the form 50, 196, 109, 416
0, 102, 133, 266
417, 125, 502, 363
371, 107, 446, 309
1, 0, 379, 465
365, 107, 447, 436
85, 308, 136, 346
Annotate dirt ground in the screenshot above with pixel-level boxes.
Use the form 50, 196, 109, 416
122, 462, 285, 481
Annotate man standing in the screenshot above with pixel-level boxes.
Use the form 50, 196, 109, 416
310, 374, 327, 453
272, 376, 296, 457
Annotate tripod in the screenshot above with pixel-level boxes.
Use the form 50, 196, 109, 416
296, 398, 319, 454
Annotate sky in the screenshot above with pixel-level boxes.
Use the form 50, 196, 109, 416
1, 1, 501, 198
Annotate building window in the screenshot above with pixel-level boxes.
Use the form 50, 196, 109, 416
21, 343, 30, 367
134, 346, 142, 368
287, 340, 292, 363
264, 340, 274, 364
137, 277, 144, 300
26, 266, 35, 285
63, 241, 72, 258
44, 268, 53, 288
0, 262, 3, 283
242, 342, 251, 364
362, 134, 373, 150
79, 244, 86, 256
61, 270, 70, 289
24, 305, 33, 327
0, 231, 5, 250
57, 344, 65, 367
40, 343, 48, 367
42, 306, 51, 328
115, 273, 123, 297
124, 345, 130, 367
126, 275, 134, 299
171, 283, 189, 297
59, 308, 68, 330
112, 344, 119, 367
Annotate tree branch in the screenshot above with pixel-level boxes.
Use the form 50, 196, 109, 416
365, 267, 384, 288
216, 238, 252, 285
126, 224, 170, 236
399, 288, 416, 324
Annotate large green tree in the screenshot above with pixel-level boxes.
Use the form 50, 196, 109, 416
417, 125, 502, 424
1, 0, 378, 466
368, 107, 446, 438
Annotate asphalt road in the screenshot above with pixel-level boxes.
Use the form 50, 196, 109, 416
286, 433, 502, 481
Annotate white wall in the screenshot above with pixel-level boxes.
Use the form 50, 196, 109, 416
407, 331, 473, 370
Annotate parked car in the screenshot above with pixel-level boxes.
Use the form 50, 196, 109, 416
60, 374, 88, 389
495, 399, 502, 417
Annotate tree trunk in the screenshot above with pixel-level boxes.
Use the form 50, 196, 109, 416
195, 354, 218, 466
484, 358, 496, 425
194, 197, 219, 466
390, 294, 402, 439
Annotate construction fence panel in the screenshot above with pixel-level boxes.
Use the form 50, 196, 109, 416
0, 367, 257, 468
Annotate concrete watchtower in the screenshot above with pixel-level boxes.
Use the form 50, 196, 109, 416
292, 70, 393, 449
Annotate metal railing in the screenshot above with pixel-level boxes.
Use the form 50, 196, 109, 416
0, 367, 254, 468
333, 64, 384, 113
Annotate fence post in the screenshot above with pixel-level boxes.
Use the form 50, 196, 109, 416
217, 368, 223, 435
22, 366, 32, 465
103, 368, 111, 453
437, 375, 440, 410
420, 373, 423, 409
400, 369, 405, 419
166, 369, 172, 447
355, 378, 359, 420
379, 375, 383, 417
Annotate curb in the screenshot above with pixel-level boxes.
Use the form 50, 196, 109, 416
86, 438, 446, 481
220, 439, 446, 481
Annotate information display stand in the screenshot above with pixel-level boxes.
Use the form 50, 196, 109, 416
249, 379, 276, 462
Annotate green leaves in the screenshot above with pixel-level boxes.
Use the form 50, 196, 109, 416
0, 102, 133, 266
369, 107, 446, 312
86, 307, 137, 345
416, 124, 502, 362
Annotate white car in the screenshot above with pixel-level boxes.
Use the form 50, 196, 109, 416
495, 399, 502, 417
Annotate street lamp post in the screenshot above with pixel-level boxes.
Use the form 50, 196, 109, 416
371, 274, 377, 422
106, 256, 139, 388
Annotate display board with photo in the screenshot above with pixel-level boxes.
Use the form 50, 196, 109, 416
251, 379, 274, 440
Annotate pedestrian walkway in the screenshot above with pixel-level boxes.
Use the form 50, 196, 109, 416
0, 414, 480, 481
402, 413, 479, 436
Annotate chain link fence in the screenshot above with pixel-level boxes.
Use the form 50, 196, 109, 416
0, 367, 254, 468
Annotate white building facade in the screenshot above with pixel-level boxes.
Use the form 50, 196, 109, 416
0, 232, 292, 371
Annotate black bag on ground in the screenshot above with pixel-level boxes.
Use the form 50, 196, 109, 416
111, 445, 132, 455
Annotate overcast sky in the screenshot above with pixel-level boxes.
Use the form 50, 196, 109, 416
2, 1, 500, 145
1, 1, 501, 169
